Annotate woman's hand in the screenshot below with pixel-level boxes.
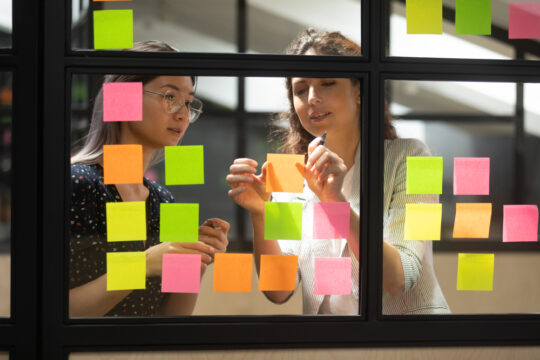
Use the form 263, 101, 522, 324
304, 136, 348, 202
226, 158, 270, 215
145, 241, 215, 278
198, 218, 230, 254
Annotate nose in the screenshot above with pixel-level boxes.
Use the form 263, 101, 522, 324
308, 86, 322, 105
174, 104, 190, 122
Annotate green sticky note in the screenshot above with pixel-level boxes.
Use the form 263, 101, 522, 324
457, 253, 494, 291
406, 156, 443, 194
264, 202, 302, 240
455, 0, 491, 35
93, 10, 133, 49
404, 203, 442, 240
407, 0, 443, 34
165, 145, 205, 185
160, 203, 199, 242
106, 202, 146, 242
107, 252, 146, 291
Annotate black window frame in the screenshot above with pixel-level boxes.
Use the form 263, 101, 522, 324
0, 0, 537, 358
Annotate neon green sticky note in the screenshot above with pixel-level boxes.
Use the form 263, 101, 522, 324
106, 202, 146, 242
160, 203, 199, 243
93, 10, 133, 50
407, 0, 443, 34
406, 156, 443, 194
264, 202, 302, 240
164, 145, 205, 185
404, 203, 442, 240
457, 253, 494, 291
107, 252, 146, 291
455, 0, 491, 35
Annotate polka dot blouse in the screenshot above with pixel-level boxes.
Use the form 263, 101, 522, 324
69, 162, 174, 316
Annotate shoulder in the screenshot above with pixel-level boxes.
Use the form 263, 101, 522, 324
70, 163, 102, 193
385, 138, 432, 162
146, 178, 175, 203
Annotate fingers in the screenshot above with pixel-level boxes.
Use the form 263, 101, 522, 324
166, 247, 213, 264
233, 158, 258, 167
226, 174, 253, 186
199, 235, 228, 252
318, 163, 347, 182
306, 145, 328, 172
204, 218, 231, 233
229, 163, 257, 175
170, 241, 214, 255
228, 186, 248, 198
308, 136, 323, 156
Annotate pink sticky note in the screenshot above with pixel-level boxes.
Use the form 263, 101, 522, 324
161, 254, 201, 293
314, 257, 352, 295
103, 82, 143, 122
509, 2, 540, 39
454, 158, 490, 195
503, 205, 539, 243
313, 202, 350, 239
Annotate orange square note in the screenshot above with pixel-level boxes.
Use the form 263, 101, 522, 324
258, 254, 298, 291
103, 144, 143, 184
213, 253, 253, 292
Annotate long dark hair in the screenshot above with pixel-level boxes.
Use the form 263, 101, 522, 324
71, 41, 196, 165
273, 29, 397, 155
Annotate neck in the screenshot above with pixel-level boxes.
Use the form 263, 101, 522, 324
323, 129, 360, 169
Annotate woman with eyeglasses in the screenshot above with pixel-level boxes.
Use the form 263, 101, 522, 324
69, 41, 230, 317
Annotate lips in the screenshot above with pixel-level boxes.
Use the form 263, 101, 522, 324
167, 128, 182, 135
310, 112, 330, 121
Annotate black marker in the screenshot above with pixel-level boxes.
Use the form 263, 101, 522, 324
319, 132, 327, 146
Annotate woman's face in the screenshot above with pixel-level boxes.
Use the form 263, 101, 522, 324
290, 77, 360, 139
124, 75, 194, 149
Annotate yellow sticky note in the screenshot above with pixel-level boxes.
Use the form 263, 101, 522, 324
107, 252, 146, 291
404, 203, 442, 240
266, 154, 305, 193
407, 0, 443, 34
453, 203, 492, 238
457, 253, 494, 291
106, 202, 146, 242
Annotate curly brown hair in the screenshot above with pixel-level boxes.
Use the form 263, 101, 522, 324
273, 29, 397, 155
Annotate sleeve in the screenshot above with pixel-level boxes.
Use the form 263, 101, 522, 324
384, 139, 439, 292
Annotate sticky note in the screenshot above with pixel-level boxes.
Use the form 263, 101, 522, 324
103, 144, 143, 184
161, 254, 201, 293
406, 157, 443, 194
102, 82, 142, 122
503, 205, 539, 242
509, 2, 540, 39
93, 10, 133, 49
406, 0, 443, 34
164, 145, 204, 185
457, 253, 494, 291
313, 202, 350, 239
107, 252, 146, 291
106, 202, 146, 242
314, 257, 352, 295
266, 154, 305, 193
213, 253, 253, 292
264, 202, 303, 240
453, 157, 490, 195
453, 203, 492, 238
404, 203, 442, 240
160, 203, 199, 243
455, 0, 491, 35
258, 255, 298, 291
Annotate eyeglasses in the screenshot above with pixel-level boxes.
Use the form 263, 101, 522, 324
144, 89, 203, 123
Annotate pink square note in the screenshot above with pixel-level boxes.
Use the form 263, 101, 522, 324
503, 205, 539, 243
453, 157, 490, 195
314, 257, 352, 295
509, 2, 540, 39
313, 202, 350, 239
161, 254, 201, 293
103, 82, 143, 122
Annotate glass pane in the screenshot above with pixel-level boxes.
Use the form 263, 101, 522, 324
69, 74, 360, 317
385, 79, 540, 315
0, 72, 11, 317
388, 0, 519, 60
71, 0, 361, 55
0, 0, 12, 48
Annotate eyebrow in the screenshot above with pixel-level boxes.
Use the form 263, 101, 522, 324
160, 84, 194, 96
291, 79, 306, 86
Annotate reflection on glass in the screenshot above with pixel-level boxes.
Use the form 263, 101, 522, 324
388, 80, 540, 314
0, 72, 11, 317
0, 0, 12, 48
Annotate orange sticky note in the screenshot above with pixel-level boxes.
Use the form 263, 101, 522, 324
103, 144, 143, 184
266, 154, 305, 193
213, 253, 253, 292
453, 203, 492, 238
258, 255, 298, 291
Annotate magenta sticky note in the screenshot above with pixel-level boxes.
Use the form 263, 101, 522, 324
313, 202, 350, 239
509, 2, 540, 39
161, 254, 201, 293
314, 257, 352, 295
503, 205, 539, 243
103, 82, 143, 122
453, 157, 490, 195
